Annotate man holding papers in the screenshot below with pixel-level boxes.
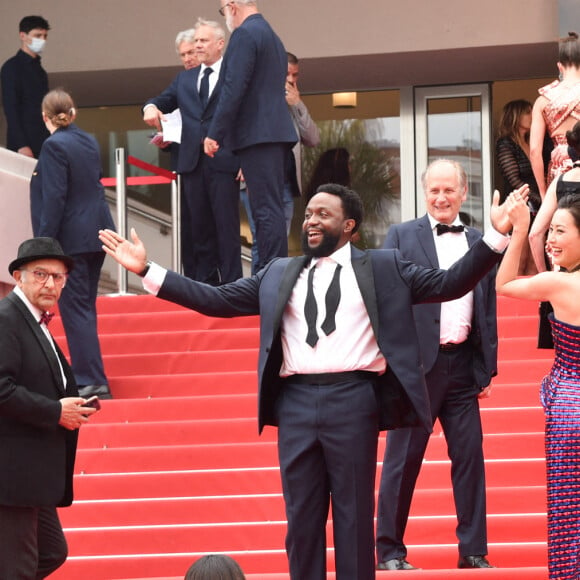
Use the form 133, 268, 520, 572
143, 18, 241, 284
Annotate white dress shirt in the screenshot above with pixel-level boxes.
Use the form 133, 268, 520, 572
280, 242, 386, 376
197, 57, 223, 100
427, 215, 473, 344
13, 286, 67, 388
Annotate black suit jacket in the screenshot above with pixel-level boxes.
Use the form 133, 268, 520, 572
383, 215, 498, 388
145, 64, 239, 175
0, 50, 50, 156
156, 240, 501, 433
0, 292, 78, 507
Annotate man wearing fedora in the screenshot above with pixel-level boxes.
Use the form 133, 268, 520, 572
0, 237, 98, 578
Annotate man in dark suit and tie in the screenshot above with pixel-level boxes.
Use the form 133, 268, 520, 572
205, 0, 298, 273
100, 180, 515, 579
376, 159, 497, 571
0, 237, 98, 579
144, 18, 241, 284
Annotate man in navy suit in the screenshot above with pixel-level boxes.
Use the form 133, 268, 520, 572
100, 181, 514, 580
144, 18, 241, 284
1, 15, 51, 158
205, 0, 297, 273
376, 159, 497, 571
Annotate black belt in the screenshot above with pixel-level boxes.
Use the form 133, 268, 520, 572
439, 341, 468, 352
285, 370, 377, 385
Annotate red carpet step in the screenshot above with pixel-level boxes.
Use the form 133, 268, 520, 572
50, 294, 549, 580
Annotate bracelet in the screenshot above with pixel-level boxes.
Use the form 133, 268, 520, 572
138, 261, 152, 278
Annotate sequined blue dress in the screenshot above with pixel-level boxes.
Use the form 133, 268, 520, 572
541, 315, 580, 579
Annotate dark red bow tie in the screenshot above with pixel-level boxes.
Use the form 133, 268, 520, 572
39, 312, 55, 326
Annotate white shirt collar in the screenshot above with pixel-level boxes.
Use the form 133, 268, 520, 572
200, 56, 222, 76
13, 285, 44, 322
309, 241, 351, 269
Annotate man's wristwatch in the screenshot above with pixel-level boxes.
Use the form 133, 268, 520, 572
138, 261, 152, 278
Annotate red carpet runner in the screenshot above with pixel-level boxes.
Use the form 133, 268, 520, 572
48, 294, 551, 580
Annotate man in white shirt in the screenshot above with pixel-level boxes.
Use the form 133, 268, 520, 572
377, 159, 497, 571
99, 182, 515, 580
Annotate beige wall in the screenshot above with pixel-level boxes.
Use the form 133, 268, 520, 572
0, 0, 558, 74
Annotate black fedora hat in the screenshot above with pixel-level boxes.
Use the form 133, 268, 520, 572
9, 238, 74, 275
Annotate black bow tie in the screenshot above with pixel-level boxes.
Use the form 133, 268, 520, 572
436, 223, 464, 236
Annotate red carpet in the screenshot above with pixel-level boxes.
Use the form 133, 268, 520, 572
48, 294, 551, 580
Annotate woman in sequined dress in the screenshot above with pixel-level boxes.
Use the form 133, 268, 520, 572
530, 32, 580, 200
497, 191, 580, 579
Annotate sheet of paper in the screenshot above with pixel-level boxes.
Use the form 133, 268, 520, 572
161, 109, 182, 144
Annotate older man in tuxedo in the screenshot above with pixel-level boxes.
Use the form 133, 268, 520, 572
376, 159, 498, 571
100, 180, 516, 580
0, 237, 98, 578
144, 18, 241, 284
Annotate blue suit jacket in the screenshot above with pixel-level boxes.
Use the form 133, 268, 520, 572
383, 215, 498, 388
157, 241, 501, 433
207, 14, 297, 150
145, 65, 239, 175
30, 124, 115, 255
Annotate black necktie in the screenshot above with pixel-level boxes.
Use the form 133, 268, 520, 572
321, 264, 342, 336
436, 223, 464, 236
304, 266, 318, 347
304, 263, 342, 348
199, 67, 213, 108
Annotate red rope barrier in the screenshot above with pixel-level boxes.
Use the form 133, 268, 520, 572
101, 176, 173, 187
127, 155, 176, 181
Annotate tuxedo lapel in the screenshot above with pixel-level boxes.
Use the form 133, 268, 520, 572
272, 256, 309, 335
351, 248, 379, 338
416, 215, 439, 268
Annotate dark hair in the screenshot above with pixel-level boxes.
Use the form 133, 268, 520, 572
557, 194, 580, 232
566, 120, 580, 155
42, 89, 75, 129
306, 148, 351, 200
313, 183, 363, 233
184, 554, 245, 580
498, 99, 532, 144
287, 52, 298, 65
19, 16, 50, 33
559, 32, 580, 68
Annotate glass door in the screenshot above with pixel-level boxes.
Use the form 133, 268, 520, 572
414, 84, 492, 230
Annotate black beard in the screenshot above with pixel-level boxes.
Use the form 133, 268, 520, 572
301, 230, 341, 258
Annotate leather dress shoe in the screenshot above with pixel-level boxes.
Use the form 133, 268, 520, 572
78, 384, 113, 400
458, 555, 494, 568
377, 557, 418, 570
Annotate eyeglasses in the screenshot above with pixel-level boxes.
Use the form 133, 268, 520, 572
218, 1, 235, 16
21, 269, 68, 287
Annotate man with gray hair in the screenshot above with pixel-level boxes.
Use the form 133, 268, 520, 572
207, 1, 297, 273
143, 18, 241, 284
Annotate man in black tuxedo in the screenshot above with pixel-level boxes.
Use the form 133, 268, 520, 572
99, 183, 513, 580
205, 0, 297, 272
0, 237, 98, 578
376, 159, 497, 570
144, 18, 241, 284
